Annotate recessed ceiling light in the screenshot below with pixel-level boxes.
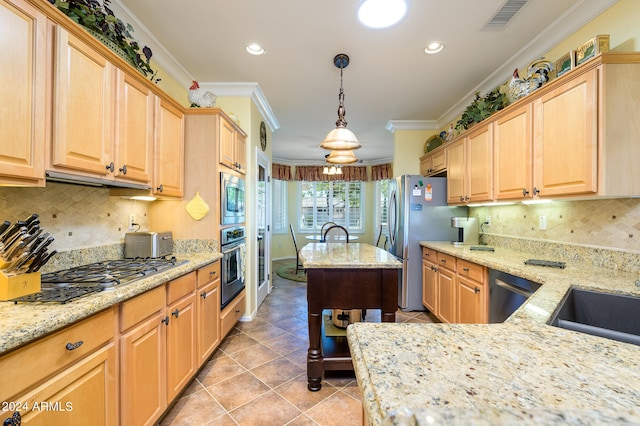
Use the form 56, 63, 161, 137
246, 43, 265, 55
424, 41, 444, 54
357, 0, 408, 29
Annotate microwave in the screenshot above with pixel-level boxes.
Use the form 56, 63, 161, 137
221, 172, 245, 225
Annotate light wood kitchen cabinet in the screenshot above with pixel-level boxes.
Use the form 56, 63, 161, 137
435, 252, 456, 323
196, 262, 221, 365
0, 308, 117, 425
153, 97, 185, 197
493, 103, 533, 200
120, 285, 166, 426
221, 288, 246, 337
419, 147, 446, 176
219, 113, 247, 174
0, 0, 47, 186
447, 125, 493, 204
421, 248, 437, 312
165, 272, 197, 402
114, 69, 154, 184
457, 259, 487, 323
50, 26, 115, 178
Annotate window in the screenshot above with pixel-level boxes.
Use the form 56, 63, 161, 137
272, 179, 288, 234
298, 181, 363, 233
375, 179, 391, 237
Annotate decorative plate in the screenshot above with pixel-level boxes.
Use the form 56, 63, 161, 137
424, 135, 444, 153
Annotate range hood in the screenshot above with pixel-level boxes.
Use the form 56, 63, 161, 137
46, 170, 152, 190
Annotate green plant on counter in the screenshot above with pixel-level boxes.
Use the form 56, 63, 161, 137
455, 89, 507, 131
49, 0, 160, 83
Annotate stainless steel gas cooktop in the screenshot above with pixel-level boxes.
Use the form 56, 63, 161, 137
12, 256, 187, 304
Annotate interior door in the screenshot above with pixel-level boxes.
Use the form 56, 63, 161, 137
256, 151, 271, 307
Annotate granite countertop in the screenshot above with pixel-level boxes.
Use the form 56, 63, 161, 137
0, 252, 222, 354
299, 242, 402, 269
347, 242, 640, 425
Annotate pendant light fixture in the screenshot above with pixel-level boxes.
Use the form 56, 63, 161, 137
320, 54, 361, 155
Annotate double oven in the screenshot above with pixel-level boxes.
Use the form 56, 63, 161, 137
220, 171, 246, 309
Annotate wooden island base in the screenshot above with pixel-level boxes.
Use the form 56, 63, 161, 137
306, 267, 398, 391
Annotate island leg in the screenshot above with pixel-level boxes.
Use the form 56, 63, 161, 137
307, 269, 324, 391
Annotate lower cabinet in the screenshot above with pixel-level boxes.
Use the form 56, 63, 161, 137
196, 262, 221, 365
421, 247, 488, 324
0, 308, 117, 425
221, 288, 246, 337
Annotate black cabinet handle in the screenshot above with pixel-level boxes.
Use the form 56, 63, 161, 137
105, 162, 114, 172
156, 184, 164, 193
522, 188, 529, 196
119, 164, 128, 175
65, 340, 84, 351
201, 291, 207, 299
171, 308, 180, 318
533, 187, 540, 195
161, 316, 169, 325
474, 287, 480, 294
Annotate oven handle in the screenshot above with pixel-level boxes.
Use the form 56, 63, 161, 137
221, 240, 246, 254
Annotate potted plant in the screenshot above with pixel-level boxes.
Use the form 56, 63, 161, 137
48, 0, 160, 83
455, 89, 507, 131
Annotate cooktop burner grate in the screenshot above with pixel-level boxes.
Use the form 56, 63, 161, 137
12, 286, 105, 304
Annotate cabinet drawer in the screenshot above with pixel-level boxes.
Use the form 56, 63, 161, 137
436, 252, 456, 271
167, 271, 196, 305
197, 261, 221, 288
0, 307, 115, 401
422, 247, 437, 261
221, 289, 246, 337
120, 285, 166, 331
457, 259, 485, 284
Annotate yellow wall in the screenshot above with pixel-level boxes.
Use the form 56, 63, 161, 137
392, 129, 437, 177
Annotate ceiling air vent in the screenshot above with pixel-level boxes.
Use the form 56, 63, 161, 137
484, 0, 528, 30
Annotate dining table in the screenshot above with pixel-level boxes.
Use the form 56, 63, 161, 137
304, 235, 359, 241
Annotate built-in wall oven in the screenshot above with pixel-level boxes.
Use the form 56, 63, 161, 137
220, 225, 246, 309
221, 172, 245, 225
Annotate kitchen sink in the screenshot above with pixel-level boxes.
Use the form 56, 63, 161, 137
549, 288, 640, 346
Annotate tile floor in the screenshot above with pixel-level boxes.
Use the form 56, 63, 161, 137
159, 259, 434, 425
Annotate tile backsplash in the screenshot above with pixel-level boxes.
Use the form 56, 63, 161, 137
0, 182, 149, 251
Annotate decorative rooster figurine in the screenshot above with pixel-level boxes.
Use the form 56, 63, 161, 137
507, 58, 554, 104
188, 80, 217, 108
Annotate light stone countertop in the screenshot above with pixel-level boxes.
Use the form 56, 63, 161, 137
299, 243, 402, 269
0, 253, 222, 354
347, 242, 640, 425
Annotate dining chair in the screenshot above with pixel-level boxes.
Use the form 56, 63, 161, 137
289, 224, 305, 274
320, 221, 337, 241
323, 224, 349, 243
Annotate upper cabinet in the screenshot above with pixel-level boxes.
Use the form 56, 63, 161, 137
50, 27, 116, 179
153, 98, 185, 197
0, 0, 48, 186
447, 124, 493, 205
219, 114, 247, 174
420, 147, 446, 177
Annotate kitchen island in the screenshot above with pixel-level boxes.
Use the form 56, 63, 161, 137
348, 242, 640, 425
299, 242, 401, 391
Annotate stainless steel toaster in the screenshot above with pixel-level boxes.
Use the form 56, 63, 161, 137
124, 231, 173, 258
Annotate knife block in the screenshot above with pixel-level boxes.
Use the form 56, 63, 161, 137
0, 271, 41, 300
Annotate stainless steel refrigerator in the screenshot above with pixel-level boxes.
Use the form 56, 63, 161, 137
388, 175, 468, 311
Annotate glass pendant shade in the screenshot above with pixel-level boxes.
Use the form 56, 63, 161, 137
320, 127, 361, 150
326, 150, 358, 164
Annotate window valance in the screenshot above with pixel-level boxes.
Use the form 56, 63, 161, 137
371, 163, 393, 181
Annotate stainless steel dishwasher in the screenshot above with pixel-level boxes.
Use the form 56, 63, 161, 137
489, 269, 541, 323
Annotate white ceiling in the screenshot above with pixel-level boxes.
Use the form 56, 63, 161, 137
116, 0, 616, 164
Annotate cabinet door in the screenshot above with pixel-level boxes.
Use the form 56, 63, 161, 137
154, 97, 184, 197
436, 268, 456, 323
422, 259, 437, 312
5, 343, 117, 425
197, 279, 221, 364
446, 139, 465, 204
120, 311, 167, 426
52, 27, 114, 176
467, 125, 493, 202
494, 104, 533, 200
114, 69, 153, 184
219, 116, 236, 170
0, 0, 46, 185
166, 292, 197, 401
458, 276, 485, 324
234, 132, 247, 174
533, 69, 598, 197
431, 149, 446, 174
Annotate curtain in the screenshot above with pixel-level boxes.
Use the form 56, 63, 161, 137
293, 165, 368, 182
272, 164, 292, 180
371, 163, 392, 181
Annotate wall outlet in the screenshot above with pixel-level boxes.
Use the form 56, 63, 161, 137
485, 216, 491, 226
128, 215, 136, 230
539, 215, 547, 230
